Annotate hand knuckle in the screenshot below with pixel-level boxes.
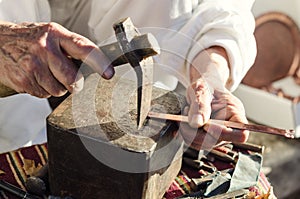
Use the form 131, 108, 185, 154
72, 35, 86, 45
52, 88, 68, 97
30, 86, 51, 98
47, 22, 61, 31
40, 77, 67, 97
237, 131, 249, 143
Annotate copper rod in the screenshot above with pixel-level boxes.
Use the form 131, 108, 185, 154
148, 111, 295, 139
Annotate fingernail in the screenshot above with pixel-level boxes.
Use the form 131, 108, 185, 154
190, 114, 203, 128
103, 66, 115, 79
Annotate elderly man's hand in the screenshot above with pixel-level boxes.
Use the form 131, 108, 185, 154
0, 22, 114, 98
180, 46, 249, 150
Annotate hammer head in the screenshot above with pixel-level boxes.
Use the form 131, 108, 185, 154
113, 17, 159, 129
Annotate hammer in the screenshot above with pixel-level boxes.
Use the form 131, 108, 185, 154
0, 18, 159, 98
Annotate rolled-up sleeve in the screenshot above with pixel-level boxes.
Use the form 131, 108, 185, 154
87, 0, 257, 91
186, 0, 257, 91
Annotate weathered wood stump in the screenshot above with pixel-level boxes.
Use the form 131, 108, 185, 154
47, 73, 185, 199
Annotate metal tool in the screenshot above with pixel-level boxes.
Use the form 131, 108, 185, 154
232, 142, 265, 153
25, 163, 49, 196
189, 169, 233, 192
113, 18, 154, 129
206, 149, 237, 163
183, 157, 217, 173
148, 111, 295, 138
0, 179, 40, 199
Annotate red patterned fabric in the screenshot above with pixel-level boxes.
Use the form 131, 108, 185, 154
0, 143, 273, 199
0, 144, 47, 198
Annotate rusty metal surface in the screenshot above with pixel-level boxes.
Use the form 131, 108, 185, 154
47, 74, 185, 199
242, 12, 300, 88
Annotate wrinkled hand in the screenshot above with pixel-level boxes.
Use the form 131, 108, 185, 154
179, 47, 249, 150
0, 22, 114, 98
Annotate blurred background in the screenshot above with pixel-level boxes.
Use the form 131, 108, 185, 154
234, 1, 300, 198
253, 0, 300, 25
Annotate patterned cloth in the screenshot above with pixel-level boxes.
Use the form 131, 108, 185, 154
0, 144, 48, 198
164, 163, 272, 199
0, 143, 273, 199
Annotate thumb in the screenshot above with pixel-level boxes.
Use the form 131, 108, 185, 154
186, 79, 213, 128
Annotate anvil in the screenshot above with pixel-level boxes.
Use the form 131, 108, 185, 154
46, 18, 185, 199
47, 75, 185, 199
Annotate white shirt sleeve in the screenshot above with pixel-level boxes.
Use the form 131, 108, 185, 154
186, 0, 257, 91
156, 0, 257, 91
88, 0, 256, 91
